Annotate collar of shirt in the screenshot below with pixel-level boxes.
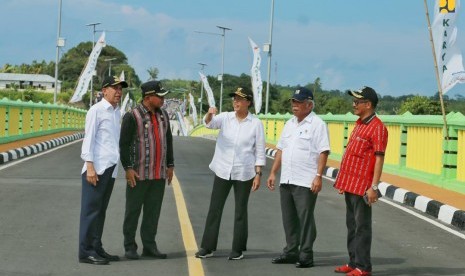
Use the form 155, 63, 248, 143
227, 111, 253, 122
140, 103, 163, 116
291, 112, 315, 125
358, 112, 376, 125
100, 98, 120, 112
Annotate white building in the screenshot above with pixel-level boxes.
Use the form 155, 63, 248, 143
0, 73, 61, 93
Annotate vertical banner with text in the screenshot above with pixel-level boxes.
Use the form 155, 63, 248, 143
432, 0, 465, 93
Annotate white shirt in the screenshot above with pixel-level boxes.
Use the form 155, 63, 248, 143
205, 112, 266, 181
277, 112, 330, 188
80, 98, 121, 178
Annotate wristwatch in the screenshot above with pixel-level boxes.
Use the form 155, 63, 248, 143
371, 184, 379, 191
255, 171, 262, 177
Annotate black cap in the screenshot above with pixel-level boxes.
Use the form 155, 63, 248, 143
140, 80, 170, 97
347, 86, 378, 107
229, 87, 253, 102
290, 87, 314, 101
101, 75, 128, 89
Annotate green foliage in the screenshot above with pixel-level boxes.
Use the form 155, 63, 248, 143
4, 44, 465, 114
0, 89, 53, 103
147, 67, 159, 81
398, 95, 443, 115
58, 42, 141, 91
0, 60, 55, 75
57, 91, 72, 103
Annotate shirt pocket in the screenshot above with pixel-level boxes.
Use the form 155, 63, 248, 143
349, 136, 372, 158
297, 133, 311, 151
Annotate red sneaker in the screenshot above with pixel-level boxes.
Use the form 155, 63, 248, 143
334, 264, 354, 273
346, 268, 372, 276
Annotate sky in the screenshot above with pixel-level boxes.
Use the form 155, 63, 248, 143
1, 0, 465, 97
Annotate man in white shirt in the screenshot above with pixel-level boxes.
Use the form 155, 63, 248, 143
78, 75, 127, 265
267, 86, 330, 269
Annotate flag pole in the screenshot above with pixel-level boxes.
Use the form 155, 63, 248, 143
423, 0, 449, 140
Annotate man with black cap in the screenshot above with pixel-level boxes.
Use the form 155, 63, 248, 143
79, 75, 127, 265
267, 86, 330, 269
119, 80, 174, 260
333, 86, 388, 276
195, 87, 265, 260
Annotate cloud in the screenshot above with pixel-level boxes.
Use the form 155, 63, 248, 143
0, 0, 451, 96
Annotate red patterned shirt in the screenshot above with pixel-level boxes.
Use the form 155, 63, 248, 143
334, 113, 388, 196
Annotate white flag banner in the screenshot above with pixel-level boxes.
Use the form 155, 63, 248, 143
120, 92, 134, 118
119, 70, 125, 81
189, 93, 198, 125
199, 72, 216, 107
248, 37, 263, 114
176, 111, 188, 136
70, 32, 106, 103
432, 0, 465, 93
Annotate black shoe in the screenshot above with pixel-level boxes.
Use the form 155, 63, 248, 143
125, 249, 140, 260
296, 259, 314, 268
195, 248, 213, 258
79, 255, 109, 265
228, 251, 243, 260
97, 249, 120, 262
271, 254, 298, 264
142, 247, 167, 259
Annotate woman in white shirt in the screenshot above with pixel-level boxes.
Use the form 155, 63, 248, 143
195, 87, 266, 260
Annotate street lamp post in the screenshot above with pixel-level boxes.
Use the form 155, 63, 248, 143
194, 26, 231, 113
85, 22, 101, 107
53, 0, 63, 104
198, 62, 207, 122
104, 58, 117, 76
217, 25, 231, 113
265, 0, 275, 114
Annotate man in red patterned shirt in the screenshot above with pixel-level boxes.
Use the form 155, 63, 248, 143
333, 86, 388, 276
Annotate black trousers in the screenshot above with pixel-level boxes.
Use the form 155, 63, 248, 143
345, 192, 372, 272
123, 179, 166, 251
79, 165, 116, 259
279, 184, 318, 261
200, 175, 253, 252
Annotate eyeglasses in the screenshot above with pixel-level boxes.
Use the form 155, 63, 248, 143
353, 99, 369, 105
107, 85, 123, 91
232, 96, 246, 102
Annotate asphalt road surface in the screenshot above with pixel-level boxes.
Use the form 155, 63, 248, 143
0, 136, 464, 276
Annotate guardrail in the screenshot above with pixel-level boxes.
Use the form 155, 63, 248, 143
0, 98, 86, 143
190, 111, 465, 194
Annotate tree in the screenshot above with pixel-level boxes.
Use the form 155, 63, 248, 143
317, 97, 352, 114
398, 95, 443, 115
312, 77, 322, 93
147, 67, 159, 80
58, 42, 141, 91
0, 63, 14, 73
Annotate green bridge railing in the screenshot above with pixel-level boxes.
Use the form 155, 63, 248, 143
190, 111, 465, 194
0, 98, 86, 144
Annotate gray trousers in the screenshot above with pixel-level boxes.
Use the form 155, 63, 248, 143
345, 192, 372, 272
280, 184, 318, 261
200, 175, 253, 252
